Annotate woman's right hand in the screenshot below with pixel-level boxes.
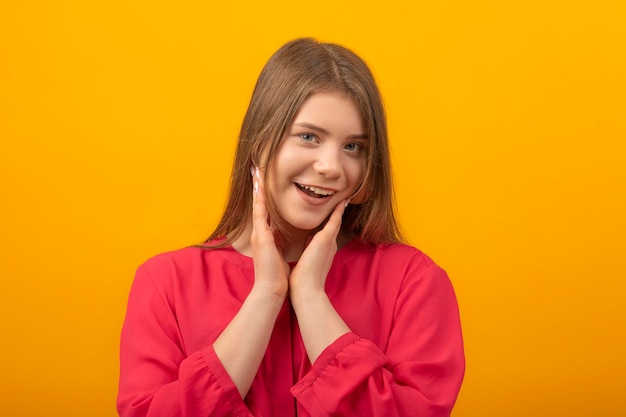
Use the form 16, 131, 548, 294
250, 167, 290, 299
211, 168, 289, 398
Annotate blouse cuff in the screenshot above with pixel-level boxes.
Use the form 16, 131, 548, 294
201, 345, 252, 415
290, 332, 361, 396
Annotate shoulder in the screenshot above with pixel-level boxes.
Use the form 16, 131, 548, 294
338, 239, 453, 291
138, 246, 206, 276
378, 242, 437, 264
340, 239, 441, 272
368, 243, 459, 309
133, 245, 225, 287
140, 241, 251, 272
129, 247, 203, 293
124, 244, 255, 325
134, 242, 253, 288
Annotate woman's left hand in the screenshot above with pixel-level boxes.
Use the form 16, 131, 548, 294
288, 199, 351, 363
289, 199, 348, 298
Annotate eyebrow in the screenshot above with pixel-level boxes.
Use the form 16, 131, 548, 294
293, 122, 369, 140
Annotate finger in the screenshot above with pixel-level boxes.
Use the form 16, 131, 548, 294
251, 167, 271, 238
251, 166, 258, 203
317, 199, 348, 241
270, 221, 284, 253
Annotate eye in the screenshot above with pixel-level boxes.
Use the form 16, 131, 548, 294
344, 142, 364, 152
299, 133, 316, 142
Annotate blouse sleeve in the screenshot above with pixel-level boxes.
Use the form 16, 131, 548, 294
117, 264, 254, 417
291, 258, 465, 417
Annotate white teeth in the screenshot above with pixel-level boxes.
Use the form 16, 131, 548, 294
300, 184, 335, 196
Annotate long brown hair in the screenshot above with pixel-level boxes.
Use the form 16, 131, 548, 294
204, 38, 403, 246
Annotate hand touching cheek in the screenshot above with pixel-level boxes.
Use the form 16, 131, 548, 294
250, 167, 290, 299
289, 199, 348, 298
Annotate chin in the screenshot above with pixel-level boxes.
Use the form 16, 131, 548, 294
286, 220, 324, 232
281, 214, 328, 234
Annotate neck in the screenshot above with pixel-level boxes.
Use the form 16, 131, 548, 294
230, 221, 352, 263
280, 229, 316, 262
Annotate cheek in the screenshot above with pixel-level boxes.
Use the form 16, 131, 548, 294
272, 147, 310, 182
346, 159, 368, 202
348, 158, 367, 187
266, 152, 299, 199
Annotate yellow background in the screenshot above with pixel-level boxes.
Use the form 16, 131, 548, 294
1, 1, 624, 416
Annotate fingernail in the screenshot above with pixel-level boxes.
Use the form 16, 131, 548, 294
255, 167, 260, 179
344, 199, 351, 208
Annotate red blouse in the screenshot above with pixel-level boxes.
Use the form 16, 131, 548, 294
117, 239, 464, 416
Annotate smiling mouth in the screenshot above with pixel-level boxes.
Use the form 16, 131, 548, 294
295, 183, 336, 198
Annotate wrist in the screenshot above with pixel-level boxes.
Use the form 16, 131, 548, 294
250, 283, 288, 304
289, 284, 326, 306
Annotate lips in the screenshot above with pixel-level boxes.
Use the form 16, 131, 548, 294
295, 183, 335, 198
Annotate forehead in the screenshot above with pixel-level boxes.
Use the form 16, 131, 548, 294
291, 91, 366, 136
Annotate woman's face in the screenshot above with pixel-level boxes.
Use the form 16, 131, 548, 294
267, 91, 368, 233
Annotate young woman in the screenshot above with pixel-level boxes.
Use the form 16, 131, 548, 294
118, 38, 464, 417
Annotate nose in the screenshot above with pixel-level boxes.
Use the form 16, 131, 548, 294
313, 146, 342, 178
